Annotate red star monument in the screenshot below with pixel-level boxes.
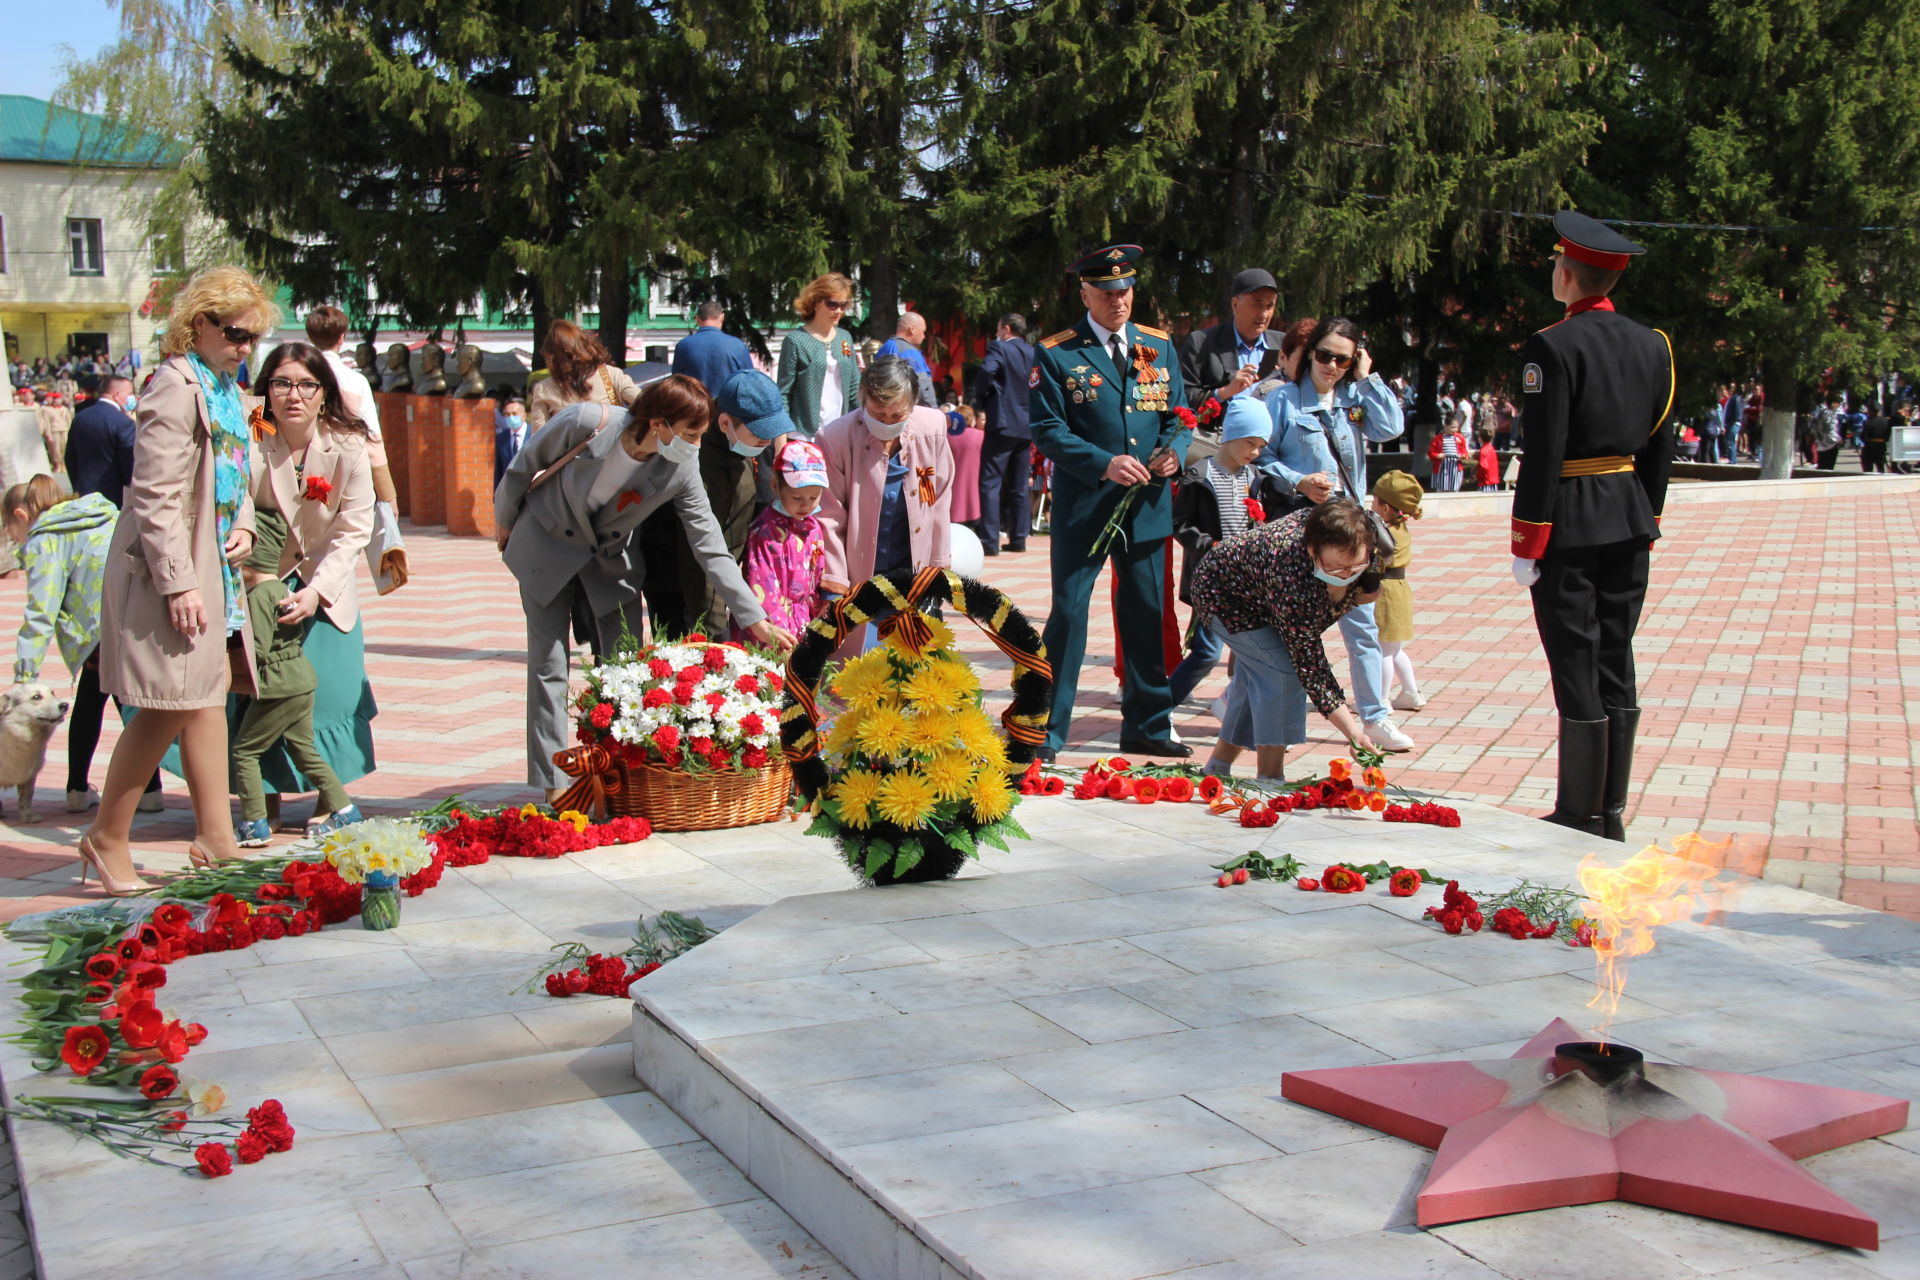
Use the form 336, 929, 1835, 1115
1281, 1018, 1909, 1250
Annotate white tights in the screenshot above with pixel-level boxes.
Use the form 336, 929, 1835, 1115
1380, 641, 1419, 700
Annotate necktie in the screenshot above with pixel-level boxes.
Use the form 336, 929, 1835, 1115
1109, 335, 1127, 388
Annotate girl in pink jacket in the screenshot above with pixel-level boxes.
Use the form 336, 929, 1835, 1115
734, 441, 829, 648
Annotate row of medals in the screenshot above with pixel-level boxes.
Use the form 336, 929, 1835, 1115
1064, 369, 1169, 411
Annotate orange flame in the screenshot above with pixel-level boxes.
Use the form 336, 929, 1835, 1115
1577, 833, 1743, 1043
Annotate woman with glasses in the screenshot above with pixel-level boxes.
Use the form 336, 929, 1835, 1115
83, 267, 277, 892
1258, 316, 1412, 752
776, 273, 862, 439
236, 342, 377, 844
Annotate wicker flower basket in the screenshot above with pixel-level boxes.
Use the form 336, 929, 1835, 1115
615, 757, 793, 832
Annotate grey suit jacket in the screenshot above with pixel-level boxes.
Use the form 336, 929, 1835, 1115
493, 402, 766, 628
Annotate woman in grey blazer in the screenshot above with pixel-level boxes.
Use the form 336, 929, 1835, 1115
494, 373, 797, 796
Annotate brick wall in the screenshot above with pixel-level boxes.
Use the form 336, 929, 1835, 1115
374, 393, 411, 516
443, 398, 497, 538
406, 399, 447, 527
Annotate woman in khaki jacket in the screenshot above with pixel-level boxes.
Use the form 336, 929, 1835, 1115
83, 267, 277, 892
525, 320, 640, 432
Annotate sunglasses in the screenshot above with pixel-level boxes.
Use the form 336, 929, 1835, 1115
206, 317, 261, 346
1312, 348, 1354, 369
822, 299, 852, 311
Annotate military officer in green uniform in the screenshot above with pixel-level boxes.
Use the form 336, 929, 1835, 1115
1511, 211, 1676, 840
1032, 243, 1193, 760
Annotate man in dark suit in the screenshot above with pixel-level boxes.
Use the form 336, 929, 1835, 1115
63, 373, 136, 506
1511, 211, 1675, 842
670, 302, 759, 632
494, 394, 529, 488
1178, 268, 1281, 423
1033, 243, 1192, 761
971, 312, 1036, 555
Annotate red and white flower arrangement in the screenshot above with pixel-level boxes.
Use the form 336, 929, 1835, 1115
574, 635, 784, 773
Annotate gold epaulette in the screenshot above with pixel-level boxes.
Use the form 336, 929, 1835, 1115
1039, 330, 1076, 348
1134, 324, 1170, 340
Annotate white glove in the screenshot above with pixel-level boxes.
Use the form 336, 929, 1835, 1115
1511, 556, 1540, 587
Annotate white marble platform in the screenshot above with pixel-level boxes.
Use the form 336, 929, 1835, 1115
630, 797, 1920, 1280
0, 821, 867, 1280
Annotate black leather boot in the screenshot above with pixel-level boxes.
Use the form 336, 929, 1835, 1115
1544, 717, 1608, 837
1601, 706, 1641, 842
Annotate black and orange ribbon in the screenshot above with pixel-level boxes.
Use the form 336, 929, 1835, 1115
248, 405, 276, 441
776, 566, 1054, 793
549, 745, 630, 824
915, 467, 937, 506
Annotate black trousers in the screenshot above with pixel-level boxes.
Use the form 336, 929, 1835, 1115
1861, 442, 1889, 473
977, 433, 1031, 549
1529, 539, 1649, 722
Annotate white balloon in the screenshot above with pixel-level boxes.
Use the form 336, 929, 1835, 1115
947, 523, 985, 579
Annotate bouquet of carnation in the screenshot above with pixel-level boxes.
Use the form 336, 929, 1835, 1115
317, 817, 436, 884
805, 615, 1027, 884
574, 634, 785, 774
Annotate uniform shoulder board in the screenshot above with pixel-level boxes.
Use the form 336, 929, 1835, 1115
1134, 324, 1171, 340
1039, 330, 1076, 349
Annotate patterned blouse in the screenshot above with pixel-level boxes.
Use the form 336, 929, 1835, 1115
738, 506, 825, 637
1187, 508, 1375, 716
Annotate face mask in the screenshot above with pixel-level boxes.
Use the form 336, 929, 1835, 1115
728, 430, 767, 458
505, 414, 524, 430
864, 412, 906, 441
123, 396, 138, 412
656, 430, 698, 465
1311, 558, 1365, 587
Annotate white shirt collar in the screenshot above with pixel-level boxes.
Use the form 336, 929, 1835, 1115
1086, 313, 1128, 352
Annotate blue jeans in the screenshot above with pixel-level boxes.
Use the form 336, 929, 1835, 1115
1340, 602, 1387, 724
1168, 615, 1227, 705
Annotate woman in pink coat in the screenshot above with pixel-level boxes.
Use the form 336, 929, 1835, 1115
816, 355, 953, 598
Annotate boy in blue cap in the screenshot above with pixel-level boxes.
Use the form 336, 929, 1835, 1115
1169, 397, 1292, 706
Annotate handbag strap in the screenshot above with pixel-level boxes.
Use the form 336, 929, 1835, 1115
599, 365, 619, 404
527, 403, 612, 492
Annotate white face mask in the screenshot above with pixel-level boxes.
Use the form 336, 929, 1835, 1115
1311, 557, 1366, 587
864, 411, 907, 441
656, 430, 698, 465
123, 396, 138, 412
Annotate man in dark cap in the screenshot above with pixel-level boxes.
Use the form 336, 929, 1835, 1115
1031, 243, 1193, 760
1511, 210, 1676, 841
1178, 268, 1282, 424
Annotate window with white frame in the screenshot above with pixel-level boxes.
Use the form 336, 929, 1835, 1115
67, 219, 105, 275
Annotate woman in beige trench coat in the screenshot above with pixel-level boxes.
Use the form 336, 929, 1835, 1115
80, 267, 278, 892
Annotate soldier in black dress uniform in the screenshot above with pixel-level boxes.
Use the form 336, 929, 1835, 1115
1511, 211, 1676, 841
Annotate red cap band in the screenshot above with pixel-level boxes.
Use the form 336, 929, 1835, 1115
1557, 238, 1631, 272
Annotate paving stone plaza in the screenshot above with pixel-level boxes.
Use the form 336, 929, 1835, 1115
0, 473, 1915, 1277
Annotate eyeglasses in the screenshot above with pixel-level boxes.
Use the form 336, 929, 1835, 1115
822, 299, 852, 311
266, 377, 325, 398
1312, 348, 1354, 369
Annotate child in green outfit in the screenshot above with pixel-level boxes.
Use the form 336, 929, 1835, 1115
233, 510, 360, 847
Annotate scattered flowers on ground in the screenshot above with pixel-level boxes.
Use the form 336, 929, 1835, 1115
528, 911, 717, 998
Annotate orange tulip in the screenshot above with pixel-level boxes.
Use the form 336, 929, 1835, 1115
1343, 791, 1366, 811
1362, 767, 1387, 790
1328, 758, 1352, 782
1367, 790, 1387, 812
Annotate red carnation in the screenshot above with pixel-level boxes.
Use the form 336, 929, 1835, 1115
689, 736, 715, 756
590, 702, 615, 729
235, 1131, 270, 1164
642, 688, 670, 709
647, 658, 673, 678
138, 1063, 180, 1100
735, 674, 760, 694
1173, 405, 1197, 428
194, 1143, 233, 1178
743, 746, 769, 768
60, 1026, 111, 1076
686, 632, 709, 643
652, 725, 682, 751
1244, 497, 1266, 523
704, 646, 728, 670
302, 475, 332, 503
677, 664, 704, 685
740, 712, 766, 736
767, 672, 783, 692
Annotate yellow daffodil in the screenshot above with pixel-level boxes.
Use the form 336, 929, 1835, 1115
518, 803, 542, 819
558, 809, 590, 834
831, 769, 883, 829
875, 771, 940, 829
184, 1080, 227, 1117
969, 768, 1015, 823
922, 750, 976, 801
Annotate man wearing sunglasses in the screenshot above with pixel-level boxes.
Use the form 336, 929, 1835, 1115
1510, 211, 1676, 842
1030, 242, 1192, 760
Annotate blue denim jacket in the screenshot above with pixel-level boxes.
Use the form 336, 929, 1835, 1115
1260, 374, 1405, 496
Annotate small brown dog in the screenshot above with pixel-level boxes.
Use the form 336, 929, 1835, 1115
0, 682, 71, 824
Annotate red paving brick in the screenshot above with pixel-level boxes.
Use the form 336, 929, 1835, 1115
2, 478, 1916, 917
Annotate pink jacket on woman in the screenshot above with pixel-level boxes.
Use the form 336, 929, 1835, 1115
815, 406, 954, 592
